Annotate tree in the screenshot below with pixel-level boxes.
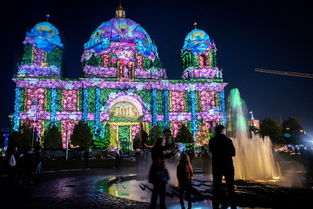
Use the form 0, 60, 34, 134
259, 118, 283, 144
282, 117, 304, 145
20, 123, 34, 150
43, 125, 62, 149
0, 132, 5, 149
7, 131, 22, 152
92, 123, 110, 151
148, 126, 162, 146
70, 121, 93, 150
176, 124, 194, 150
7, 123, 34, 152
176, 124, 193, 143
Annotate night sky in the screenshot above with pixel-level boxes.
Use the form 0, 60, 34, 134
0, 0, 312, 135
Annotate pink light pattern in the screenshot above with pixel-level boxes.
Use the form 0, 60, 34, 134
62, 90, 78, 111
199, 91, 215, 112
26, 88, 46, 111
61, 120, 78, 148
171, 92, 185, 112
131, 124, 141, 140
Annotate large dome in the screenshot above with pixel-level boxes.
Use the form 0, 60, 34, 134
81, 16, 165, 80
84, 18, 158, 59
182, 29, 211, 55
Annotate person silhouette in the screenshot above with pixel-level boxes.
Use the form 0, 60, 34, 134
209, 125, 236, 209
149, 137, 176, 209
177, 153, 194, 209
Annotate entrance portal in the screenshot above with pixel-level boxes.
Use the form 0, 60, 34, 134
108, 99, 143, 151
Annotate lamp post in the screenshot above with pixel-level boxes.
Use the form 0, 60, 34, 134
65, 120, 69, 160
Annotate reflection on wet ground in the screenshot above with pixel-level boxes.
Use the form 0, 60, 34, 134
96, 171, 313, 209
1, 166, 313, 209
96, 174, 214, 208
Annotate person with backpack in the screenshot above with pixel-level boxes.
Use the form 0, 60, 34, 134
177, 152, 194, 209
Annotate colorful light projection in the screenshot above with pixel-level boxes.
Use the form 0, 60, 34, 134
18, 22, 63, 78
61, 120, 78, 148
84, 18, 158, 58
171, 91, 186, 112
199, 91, 215, 112
26, 88, 46, 111
14, 78, 226, 92
81, 17, 165, 80
12, 14, 227, 149
181, 28, 219, 81
24, 22, 63, 51
62, 90, 78, 111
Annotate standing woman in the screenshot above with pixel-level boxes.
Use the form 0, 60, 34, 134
177, 153, 194, 209
149, 137, 176, 209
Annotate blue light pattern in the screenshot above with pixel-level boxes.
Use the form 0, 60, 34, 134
84, 18, 158, 57
13, 88, 22, 131
182, 29, 211, 55
51, 89, 57, 123
189, 91, 198, 138
83, 89, 89, 122
26, 22, 63, 52
163, 90, 169, 129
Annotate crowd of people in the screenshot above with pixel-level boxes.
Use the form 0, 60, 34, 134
146, 124, 236, 209
6, 146, 45, 191
3, 124, 237, 209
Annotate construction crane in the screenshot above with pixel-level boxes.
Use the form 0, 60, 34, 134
255, 68, 313, 79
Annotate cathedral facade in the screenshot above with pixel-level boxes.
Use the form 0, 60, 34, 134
12, 6, 227, 150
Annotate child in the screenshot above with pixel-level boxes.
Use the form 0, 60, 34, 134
177, 153, 194, 209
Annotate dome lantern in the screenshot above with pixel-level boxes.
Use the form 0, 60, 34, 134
115, 0, 126, 18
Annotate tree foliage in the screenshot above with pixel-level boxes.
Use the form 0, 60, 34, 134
92, 136, 110, 151
92, 123, 110, 151
259, 118, 283, 144
8, 123, 34, 151
0, 132, 5, 149
282, 117, 304, 145
43, 125, 62, 149
176, 124, 193, 144
70, 121, 93, 150
148, 126, 162, 146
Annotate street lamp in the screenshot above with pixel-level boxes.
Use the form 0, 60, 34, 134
65, 120, 69, 160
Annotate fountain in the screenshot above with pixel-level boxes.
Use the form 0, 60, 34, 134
227, 88, 280, 180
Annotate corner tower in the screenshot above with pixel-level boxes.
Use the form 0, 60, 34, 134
181, 25, 222, 80
17, 19, 63, 77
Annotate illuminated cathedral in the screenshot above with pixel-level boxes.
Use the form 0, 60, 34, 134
12, 4, 227, 150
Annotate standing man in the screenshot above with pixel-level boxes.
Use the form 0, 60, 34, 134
209, 125, 236, 209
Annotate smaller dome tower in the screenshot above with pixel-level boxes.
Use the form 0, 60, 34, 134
17, 15, 63, 77
181, 24, 222, 80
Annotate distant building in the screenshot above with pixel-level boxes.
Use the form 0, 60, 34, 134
0, 128, 10, 152
249, 120, 259, 129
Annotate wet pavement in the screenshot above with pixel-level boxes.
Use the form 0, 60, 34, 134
0, 168, 149, 209
1, 164, 313, 209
